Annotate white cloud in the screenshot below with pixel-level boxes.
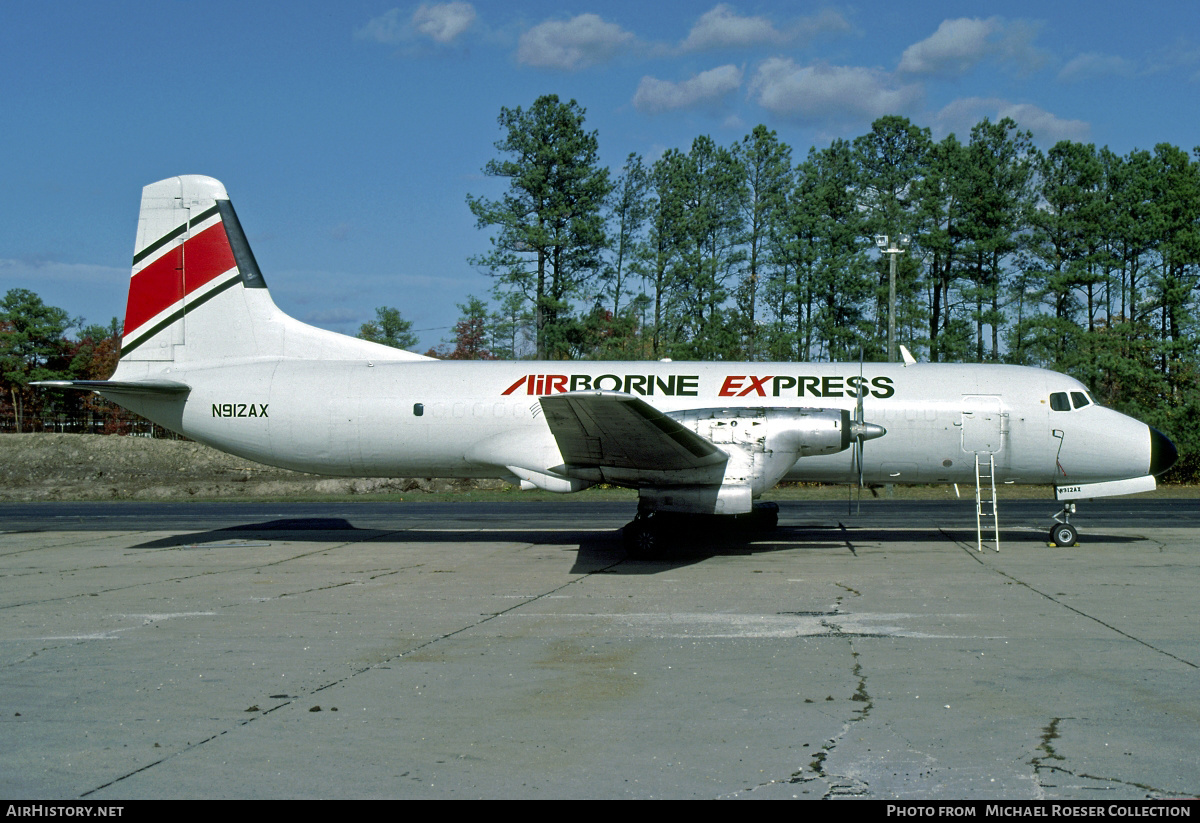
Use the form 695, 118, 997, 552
898, 17, 1046, 76
999, 103, 1090, 144
0, 258, 125, 287
633, 65, 743, 113
750, 59, 922, 123
934, 97, 985, 129
412, 2, 476, 44
517, 14, 635, 71
356, 9, 406, 43
681, 5, 779, 51
935, 98, 1090, 144
994, 20, 1049, 73
1145, 38, 1200, 79
898, 18, 998, 75
721, 113, 746, 131
787, 8, 854, 45
355, 3, 476, 46
1057, 52, 1137, 83
679, 5, 851, 52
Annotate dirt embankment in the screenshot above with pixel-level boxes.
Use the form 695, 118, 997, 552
0, 433, 509, 502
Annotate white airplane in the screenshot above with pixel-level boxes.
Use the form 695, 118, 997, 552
38, 176, 1177, 552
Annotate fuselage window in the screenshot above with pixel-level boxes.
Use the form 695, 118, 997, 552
1050, 392, 1070, 411
1070, 391, 1090, 409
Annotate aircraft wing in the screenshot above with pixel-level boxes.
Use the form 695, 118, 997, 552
539, 392, 726, 472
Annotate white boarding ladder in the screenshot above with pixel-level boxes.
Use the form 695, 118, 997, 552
974, 453, 999, 552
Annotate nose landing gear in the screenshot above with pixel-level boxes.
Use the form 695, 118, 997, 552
1049, 502, 1078, 547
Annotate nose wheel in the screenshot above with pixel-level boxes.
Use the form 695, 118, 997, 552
1049, 503, 1078, 547
1050, 522, 1078, 547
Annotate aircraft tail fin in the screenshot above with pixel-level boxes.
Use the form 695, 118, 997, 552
118, 175, 427, 366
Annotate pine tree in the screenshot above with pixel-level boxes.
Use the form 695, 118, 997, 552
357, 307, 418, 350
467, 95, 612, 359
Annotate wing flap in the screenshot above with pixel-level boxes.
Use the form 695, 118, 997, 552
33, 379, 191, 395
539, 392, 725, 472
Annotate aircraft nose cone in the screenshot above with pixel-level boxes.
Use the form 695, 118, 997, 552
1149, 426, 1178, 476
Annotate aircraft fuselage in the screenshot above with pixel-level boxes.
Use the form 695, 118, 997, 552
110, 358, 1157, 491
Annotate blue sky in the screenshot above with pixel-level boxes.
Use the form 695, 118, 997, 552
3, 1, 1198, 351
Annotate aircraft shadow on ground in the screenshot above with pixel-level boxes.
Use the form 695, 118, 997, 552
126, 518, 844, 574
128, 518, 1145, 577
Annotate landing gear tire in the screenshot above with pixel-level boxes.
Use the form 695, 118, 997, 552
1050, 523, 1078, 547
623, 517, 662, 557
753, 501, 779, 530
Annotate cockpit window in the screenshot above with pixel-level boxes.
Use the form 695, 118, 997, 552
1071, 391, 1090, 409
1050, 392, 1070, 411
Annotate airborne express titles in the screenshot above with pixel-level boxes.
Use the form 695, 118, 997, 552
501, 373, 895, 399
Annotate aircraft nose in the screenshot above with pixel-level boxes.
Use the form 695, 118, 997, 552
1149, 426, 1178, 476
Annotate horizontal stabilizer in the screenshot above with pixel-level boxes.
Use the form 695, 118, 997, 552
32, 379, 191, 395
539, 392, 726, 472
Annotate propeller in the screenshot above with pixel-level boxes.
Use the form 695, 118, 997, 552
847, 349, 887, 514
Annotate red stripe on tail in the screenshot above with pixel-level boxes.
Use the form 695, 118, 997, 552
124, 222, 237, 337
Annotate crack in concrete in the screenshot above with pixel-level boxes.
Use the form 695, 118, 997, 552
78, 545, 628, 798
1029, 716, 1189, 798
1, 534, 415, 611
809, 648, 874, 799
941, 527, 1198, 670
738, 642, 875, 798
0, 531, 148, 558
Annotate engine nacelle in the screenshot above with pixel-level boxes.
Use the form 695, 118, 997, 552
646, 407, 858, 513
669, 406, 852, 456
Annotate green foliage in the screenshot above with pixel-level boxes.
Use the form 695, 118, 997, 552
1, 288, 78, 431
914, 133, 969, 362
602, 152, 651, 319
1, 291, 134, 432
958, 118, 1036, 362
805, 140, 873, 361
487, 291, 534, 360
660, 135, 748, 361
735, 125, 792, 359
467, 94, 612, 359
429, 296, 497, 360
357, 306, 418, 350
1, 288, 75, 383
638, 147, 691, 358
853, 116, 932, 359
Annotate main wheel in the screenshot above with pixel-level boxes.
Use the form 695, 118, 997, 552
1050, 523, 1078, 547
623, 519, 660, 557
753, 501, 779, 530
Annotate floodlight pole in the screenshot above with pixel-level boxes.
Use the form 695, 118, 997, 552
875, 235, 909, 363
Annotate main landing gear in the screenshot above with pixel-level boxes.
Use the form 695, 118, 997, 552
1049, 502, 1079, 547
621, 502, 780, 557
622, 513, 664, 556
